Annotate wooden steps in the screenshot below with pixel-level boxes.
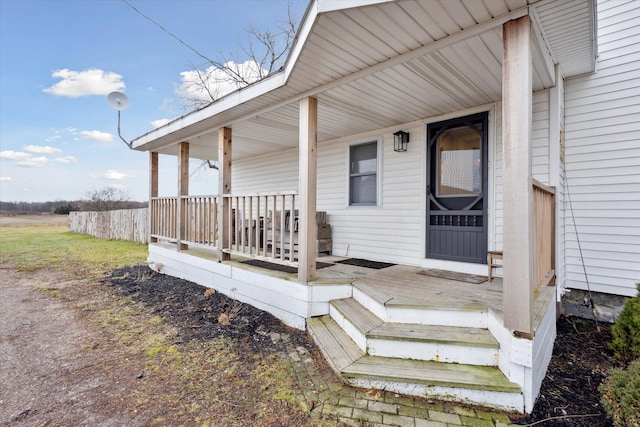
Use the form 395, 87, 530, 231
307, 316, 364, 372
343, 356, 521, 393
307, 293, 524, 411
331, 297, 499, 365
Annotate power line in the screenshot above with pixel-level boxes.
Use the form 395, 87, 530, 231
121, 0, 214, 65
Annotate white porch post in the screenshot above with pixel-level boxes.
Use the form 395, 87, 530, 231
217, 127, 232, 262
298, 96, 318, 283
502, 16, 534, 336
177, 141, 189, 251
149, 152, 158, 244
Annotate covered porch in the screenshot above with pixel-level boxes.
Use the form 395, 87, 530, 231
133, 0, 596, 413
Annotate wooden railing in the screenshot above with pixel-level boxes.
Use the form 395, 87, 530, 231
150, 197, 178, 240
150, 192, 299, 266
224, 192, 298, 265
181, 196, 218, 248
532, 179, 555, 291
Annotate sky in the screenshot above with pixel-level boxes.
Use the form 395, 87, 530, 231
0, 0, 308, 202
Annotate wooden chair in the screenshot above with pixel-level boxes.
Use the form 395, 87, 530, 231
487, 251, 503, 282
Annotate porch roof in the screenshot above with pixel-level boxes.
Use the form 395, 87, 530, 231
132, 0, 596, 161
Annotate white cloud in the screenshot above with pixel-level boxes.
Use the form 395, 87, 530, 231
54, 156, 77, 164
0, 176, 12, 181
108, 183, 126, 190
43, 68, 125, 98
91, 169, 130, 181
80, 130, 113, 143
45, 134, 62, 142
151, 118, 171, 128
23, 145, 61, 154
175, 60, 266, 105
16, 156, 48, 168
0, 150, 32, 160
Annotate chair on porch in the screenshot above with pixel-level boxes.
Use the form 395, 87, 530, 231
488, 250, 503, 282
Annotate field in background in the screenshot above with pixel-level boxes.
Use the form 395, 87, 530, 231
0, 213, 70, 227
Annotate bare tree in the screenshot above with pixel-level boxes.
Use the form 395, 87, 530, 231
79, 187, 131, 212
179, 2, 299, 111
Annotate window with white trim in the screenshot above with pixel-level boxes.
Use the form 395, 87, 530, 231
349, 141, 377, 206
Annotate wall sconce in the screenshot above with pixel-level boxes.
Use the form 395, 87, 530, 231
393, 130, 410, 152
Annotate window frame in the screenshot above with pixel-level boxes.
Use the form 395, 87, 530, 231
347, 139, 380, 207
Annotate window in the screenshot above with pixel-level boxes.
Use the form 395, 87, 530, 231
349, 141, 377, 206
436, 126, 481, 197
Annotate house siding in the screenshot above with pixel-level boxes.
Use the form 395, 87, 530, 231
234, 99, 555, 277
563, 0, 640, 297
233, 122, 430, 268
493, 90, 552, 253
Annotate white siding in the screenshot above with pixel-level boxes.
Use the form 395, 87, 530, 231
233, 115, 491, 274
563, 0, 640, 297
493, 90, 552, 252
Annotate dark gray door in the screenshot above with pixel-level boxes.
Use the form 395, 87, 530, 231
426, 112, 488, 264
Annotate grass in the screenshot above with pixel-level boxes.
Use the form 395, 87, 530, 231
0, 224, 313, 425
0, 225, 147, 274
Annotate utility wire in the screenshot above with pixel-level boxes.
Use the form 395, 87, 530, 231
566, 174, 599, 329
121, 0, 214, 65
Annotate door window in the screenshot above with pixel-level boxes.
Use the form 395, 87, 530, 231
436, 126, 481, 197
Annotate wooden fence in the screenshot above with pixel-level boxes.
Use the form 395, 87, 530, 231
69, 208, 148, 244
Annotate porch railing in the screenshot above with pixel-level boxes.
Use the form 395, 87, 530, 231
224, 192, 298, 265
150, 197, 178, 240
150, 192, 299, 266
532, 179, 555, 291
181, 195, 219, 248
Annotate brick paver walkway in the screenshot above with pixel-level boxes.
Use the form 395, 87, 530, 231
271, 332, 515, 426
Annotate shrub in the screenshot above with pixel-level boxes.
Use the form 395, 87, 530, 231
609, 283, 640, 361
54, 204, 78, 215
600, 359, 640, 427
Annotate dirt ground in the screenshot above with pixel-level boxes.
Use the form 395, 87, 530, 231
0, 268, 152, 426
0, 220, 623, 426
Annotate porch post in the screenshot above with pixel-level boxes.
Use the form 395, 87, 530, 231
502, 16, 534, 336
217, 127, 232, 262
298, 96, 318, 283
549, 65, 564, 289
177, 141, 189, 251
149, 151, 158, 243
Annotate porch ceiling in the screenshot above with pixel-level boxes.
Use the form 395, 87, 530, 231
134, 0, 595, 161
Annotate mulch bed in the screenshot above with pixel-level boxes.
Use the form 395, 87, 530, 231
103, 265, 622, 426
335, 258, 395, 269
102, 265, 314, 355
512, 316, 624, 426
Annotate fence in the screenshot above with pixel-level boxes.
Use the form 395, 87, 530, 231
69, 208, 148, 244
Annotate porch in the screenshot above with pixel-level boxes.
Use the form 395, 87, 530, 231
134, 0, 596, 413
147, 239, 555, 412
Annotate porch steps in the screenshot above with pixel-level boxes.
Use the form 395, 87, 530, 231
307, 315, 522, 410
330, 297, 499, 365
307, 316, 364, 372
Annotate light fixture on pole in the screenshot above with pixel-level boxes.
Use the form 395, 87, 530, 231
107, 91, 133, 149
393, 130, 410, 152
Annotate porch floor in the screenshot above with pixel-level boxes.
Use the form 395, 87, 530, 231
156, 242, 553, 328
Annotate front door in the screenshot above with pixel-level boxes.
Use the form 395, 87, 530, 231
426, 112, 488, 264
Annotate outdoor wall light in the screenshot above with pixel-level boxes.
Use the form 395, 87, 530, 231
393, 130, 410, 152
